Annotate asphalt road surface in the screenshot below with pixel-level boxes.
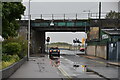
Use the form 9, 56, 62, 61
9, 50, 119, 80
52, 50, 119, 79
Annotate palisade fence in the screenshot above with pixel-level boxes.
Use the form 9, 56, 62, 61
86, 41, 120, 61
108, 42, 120, 61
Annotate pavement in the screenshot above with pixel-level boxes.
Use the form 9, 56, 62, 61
59, 56, 103, 79
9, 54, 63, 79
78, 54, 120, 67
77, 54, 120, 79
7, 51, 120, 80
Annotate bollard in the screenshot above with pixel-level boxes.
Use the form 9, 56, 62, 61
81, 65, 87, 72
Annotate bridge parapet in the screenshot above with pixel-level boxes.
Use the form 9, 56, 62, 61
19, 19, 119, 29
31, 19, 90, 27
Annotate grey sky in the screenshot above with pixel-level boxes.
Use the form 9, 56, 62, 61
22, 2, 119, 44
23, 2, 118, 15
46, 32, 87, 44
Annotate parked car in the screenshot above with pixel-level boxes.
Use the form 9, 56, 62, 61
80, 46, 85, 52
49, 47, 60, 59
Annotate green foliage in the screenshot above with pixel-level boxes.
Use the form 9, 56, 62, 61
2, 54, 19, 62
2, 61, 13, 69
2, 2, 26, 39
2, 54, 12, 62
3, 37, 28, 58
1, 54, 20, 69
106, 10, 119, 19
3, 42, 21, 55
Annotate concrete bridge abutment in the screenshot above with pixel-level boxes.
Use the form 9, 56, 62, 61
31, 30, 45, 55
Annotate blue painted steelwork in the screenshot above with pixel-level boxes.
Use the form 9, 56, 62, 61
31, 21, 90, 27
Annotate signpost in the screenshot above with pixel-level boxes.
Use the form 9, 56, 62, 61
82, 38, 85, 45
73, 38, 81, 68
46, 37, 50, 53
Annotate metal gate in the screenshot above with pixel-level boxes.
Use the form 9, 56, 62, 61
108, 42, 120, 62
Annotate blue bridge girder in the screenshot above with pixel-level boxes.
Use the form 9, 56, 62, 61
19, 19, 119, 32
30, 19, 90, 32
31, 19, 90, 27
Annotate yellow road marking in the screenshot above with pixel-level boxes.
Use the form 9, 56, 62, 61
90, 60, 106, 64
58, 67, 72, 80
52, 60, 72, 80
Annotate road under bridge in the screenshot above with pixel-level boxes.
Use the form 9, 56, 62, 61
19, 18, 119, 56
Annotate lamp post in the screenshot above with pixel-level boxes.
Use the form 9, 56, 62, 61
84, 22, 87, 54
50, 14, 54, 26
50, 21, 54, 26
27, 0, 31, 61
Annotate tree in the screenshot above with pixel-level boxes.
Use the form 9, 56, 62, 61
2, 2, 26, 39
106, 10, 120, 19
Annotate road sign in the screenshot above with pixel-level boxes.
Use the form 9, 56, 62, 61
82, 38, 85, 44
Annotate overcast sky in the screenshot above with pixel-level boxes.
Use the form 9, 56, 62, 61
22, 1, 119, 44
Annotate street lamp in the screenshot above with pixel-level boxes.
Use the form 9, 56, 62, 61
27, 0, 31, 61
50, 21, 54, 26
50, 14, 54, 26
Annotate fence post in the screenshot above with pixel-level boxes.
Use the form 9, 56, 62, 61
95, 45, 97, 57
76, 13, 77, 20
116, 42, 118, 62
40, 14, 42, 19
64, 14, 65, 20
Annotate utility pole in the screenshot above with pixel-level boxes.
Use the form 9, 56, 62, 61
99, 2, 101, 41
99, 2, 101, 20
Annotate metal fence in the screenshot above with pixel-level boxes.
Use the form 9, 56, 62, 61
21, 13, 107, 20
108, 42, 120, 62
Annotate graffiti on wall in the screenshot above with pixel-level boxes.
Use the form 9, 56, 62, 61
88, 27, 99, 41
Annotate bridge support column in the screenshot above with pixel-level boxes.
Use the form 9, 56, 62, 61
31, 30, 45, 55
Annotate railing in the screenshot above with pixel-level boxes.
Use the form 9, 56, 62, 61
21, 13, 107, 20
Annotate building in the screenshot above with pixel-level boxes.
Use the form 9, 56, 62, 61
102, 29, 120, 61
